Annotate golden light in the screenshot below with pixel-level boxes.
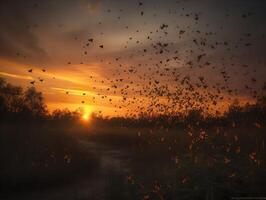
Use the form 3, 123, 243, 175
82, 113, 89, 121
80, 105, 94, 122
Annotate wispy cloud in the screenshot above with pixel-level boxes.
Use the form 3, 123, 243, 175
0, 71, 33, 80
51, 87, 97, 97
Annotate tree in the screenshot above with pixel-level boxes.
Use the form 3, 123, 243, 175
186, 108, 204, 123
257, 96, 266, 108
0, 78, 23, 117
0, 78, 47, 120
51, 109, 79, 121
226, 99, 242, 119
23, 87, 47, 117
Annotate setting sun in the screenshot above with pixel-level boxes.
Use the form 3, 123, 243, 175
80, 105, 94, 122
82, 114, 89, 121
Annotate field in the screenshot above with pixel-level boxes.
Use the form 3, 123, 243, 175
1, 119, 265, 200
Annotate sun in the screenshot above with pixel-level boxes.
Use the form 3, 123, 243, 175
82, 114, 89, 121
80, 105, 94, 122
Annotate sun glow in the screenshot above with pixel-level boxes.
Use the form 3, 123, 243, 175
81, 105, 94, 122
82, 113, 90, 121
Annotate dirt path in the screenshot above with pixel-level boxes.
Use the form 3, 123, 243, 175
6, 140, 131, 200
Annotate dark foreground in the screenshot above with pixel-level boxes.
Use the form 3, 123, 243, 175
1, 121, 266, 200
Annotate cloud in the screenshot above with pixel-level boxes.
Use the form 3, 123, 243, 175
51, 87, 97, 97
87, 0, 102, 15
0, 71, 33, 80
0, 1, 49, 64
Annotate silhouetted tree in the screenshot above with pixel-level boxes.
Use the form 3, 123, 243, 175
185, 108, 204, 124
0, 78, 47, 120
23, 87, 47, 117
51, 109, 79, 121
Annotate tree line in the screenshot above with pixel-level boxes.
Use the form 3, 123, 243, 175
0, 77, 265, 126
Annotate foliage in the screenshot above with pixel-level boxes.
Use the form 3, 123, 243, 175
0, 78, 47, 120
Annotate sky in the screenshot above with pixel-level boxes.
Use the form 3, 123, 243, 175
0, 0, 266, 117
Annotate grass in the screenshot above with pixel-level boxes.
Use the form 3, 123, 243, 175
1, 119, 265, 200
84, 122, 266, 200
0, 121, 99, 194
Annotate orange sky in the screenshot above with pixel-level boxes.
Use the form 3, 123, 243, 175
0, 58, 128, 116
0, 56, 257, 117
0, 0, 265, 117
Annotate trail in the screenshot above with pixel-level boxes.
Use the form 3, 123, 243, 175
8, 139, 131, 200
